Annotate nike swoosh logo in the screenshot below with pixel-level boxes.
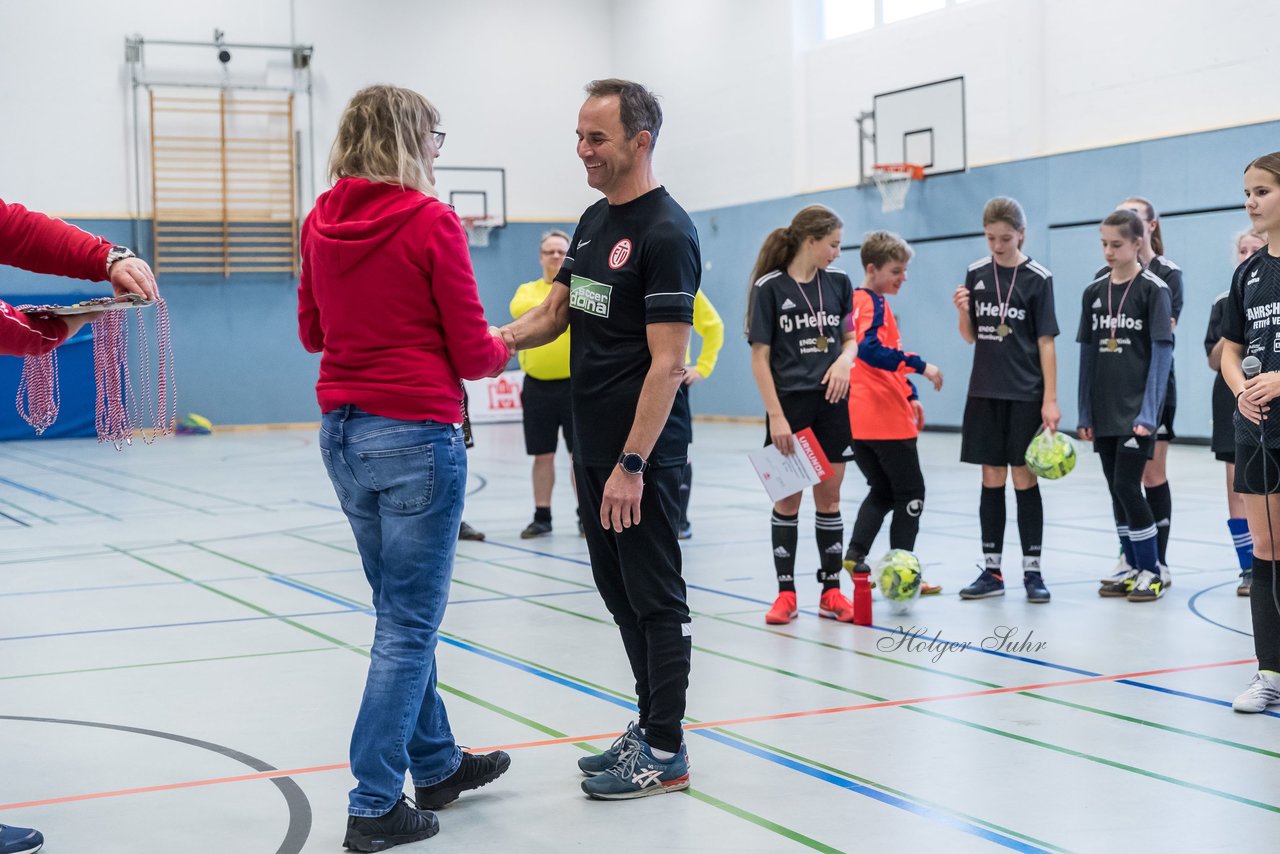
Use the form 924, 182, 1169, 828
578, 240, 592, 249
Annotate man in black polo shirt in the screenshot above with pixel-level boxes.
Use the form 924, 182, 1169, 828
499, 78, 698, 800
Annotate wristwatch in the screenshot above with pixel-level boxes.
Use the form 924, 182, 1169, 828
105, 245, 137, 275
617, 452, 649, 475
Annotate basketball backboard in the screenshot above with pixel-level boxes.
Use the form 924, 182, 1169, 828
872, 76, 966, 177
433, 166, 506, 226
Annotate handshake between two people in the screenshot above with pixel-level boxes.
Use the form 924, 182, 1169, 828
485, 325, 519, 378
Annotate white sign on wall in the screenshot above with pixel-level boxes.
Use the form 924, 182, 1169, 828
463, 370, 525, 424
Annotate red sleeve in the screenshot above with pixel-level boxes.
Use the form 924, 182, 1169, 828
296, 214, 323, 354
0, 198, 111, 282
0, 301, 69, 357
422, 211, 509, 380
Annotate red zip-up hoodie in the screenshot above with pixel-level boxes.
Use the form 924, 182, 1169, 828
0, 198, 111, 356
298, 177, 509, 422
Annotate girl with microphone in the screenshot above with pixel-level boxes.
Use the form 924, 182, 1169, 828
1219, 152, 1280, 713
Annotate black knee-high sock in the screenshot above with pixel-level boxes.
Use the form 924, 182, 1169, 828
815, 511, 843, 590
851, 493, 892, 562
1252, 558, 1280, 672
1015, 485, 1044, 575
771, 511, 799, 592
1146, 481, 1172, 566
979, 485, 1005, 571
889, 496, 923, 552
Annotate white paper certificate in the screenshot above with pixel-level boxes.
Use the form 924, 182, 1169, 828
747, 427, 834, 502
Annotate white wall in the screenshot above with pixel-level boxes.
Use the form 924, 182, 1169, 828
1, 0, 610, 220
5, 0, 1279, 220
618, 0, 1280, 206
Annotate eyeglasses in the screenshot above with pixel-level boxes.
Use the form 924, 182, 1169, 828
432, 130, 446, 150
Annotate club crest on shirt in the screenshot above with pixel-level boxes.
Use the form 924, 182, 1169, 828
569, 274, 613, 318
608, 239, 633, 270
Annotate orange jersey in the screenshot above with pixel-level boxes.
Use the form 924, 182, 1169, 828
848, 288, 925, 440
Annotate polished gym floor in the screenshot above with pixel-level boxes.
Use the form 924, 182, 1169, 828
0, 422, 1274, 853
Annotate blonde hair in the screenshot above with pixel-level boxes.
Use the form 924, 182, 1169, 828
328, 85, 441, 195
860, 231, 913, 269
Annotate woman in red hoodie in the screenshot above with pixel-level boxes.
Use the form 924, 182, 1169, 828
298, 85, 512, 852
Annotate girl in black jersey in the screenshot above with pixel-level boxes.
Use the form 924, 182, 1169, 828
1099, 197, 1183, 586
747, 205, 858, 625
1078, 209, 1174, 603
953, 197, 1059, 604
1219, 152, 1280, 713
1206, 228, 1266, 596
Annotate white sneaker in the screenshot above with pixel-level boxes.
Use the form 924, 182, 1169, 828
1233, 672, 1280, 713
1100, 556, 1133, 585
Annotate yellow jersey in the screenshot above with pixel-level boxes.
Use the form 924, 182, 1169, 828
510, 278, 571, 380
688, 289, 725, 378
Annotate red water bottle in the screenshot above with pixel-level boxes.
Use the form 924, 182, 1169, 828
851, 562, 872, 626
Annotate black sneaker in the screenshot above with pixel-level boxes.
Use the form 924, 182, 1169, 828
1024, 572, 1050, 603
458, 521, 485, 541
521, 519, 553, 539
415, 750, 511, 810
959, 568, 1005, 599
343, 796, 439, 853
1239, 569, 1253, 597
678, 522, 692, 540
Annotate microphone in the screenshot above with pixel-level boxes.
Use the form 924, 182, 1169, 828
1244, 355, 1262, 379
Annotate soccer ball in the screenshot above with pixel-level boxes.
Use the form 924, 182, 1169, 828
1024, 429, 1077, 480
877, 549, 922, 615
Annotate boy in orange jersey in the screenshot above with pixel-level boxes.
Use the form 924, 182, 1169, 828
842, 231, 945, 593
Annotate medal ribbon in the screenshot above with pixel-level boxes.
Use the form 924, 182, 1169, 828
1106, 274, 1138, 343
994, 258, 1019, 330
794, 276, 826, 344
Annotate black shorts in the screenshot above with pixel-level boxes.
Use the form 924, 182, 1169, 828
1211, 375, 1235, 461
1093, 433, 1156, 461
960, 397, 1042, 467
1155, 372, 1176, 441
1233, 442, 1280, 494
522, 376, 574, 456
766, 391, 855, 463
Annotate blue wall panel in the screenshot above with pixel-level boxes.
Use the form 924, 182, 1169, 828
1, 119, 1273, 435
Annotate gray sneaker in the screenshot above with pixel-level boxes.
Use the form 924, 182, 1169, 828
578, 721, 643, 777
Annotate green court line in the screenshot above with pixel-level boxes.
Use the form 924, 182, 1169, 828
443, 558, 1280, 812
0, 645, 359, 682
124, 546, 835, 851
17, 446, 278, 512
0, 495, 53, 524
0, 453, 206, 515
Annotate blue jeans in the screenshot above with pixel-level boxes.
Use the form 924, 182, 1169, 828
319, 406, 467, 817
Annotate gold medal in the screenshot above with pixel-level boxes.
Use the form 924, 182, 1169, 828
1106, 337, 1119, 352
996, 323, 1011, 338
815, 336, 829, 352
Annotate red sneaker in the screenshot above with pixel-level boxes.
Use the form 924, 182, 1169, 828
765, 591, 798, 624
818, 588, 856, 622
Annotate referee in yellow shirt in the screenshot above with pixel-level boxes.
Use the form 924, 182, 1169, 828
678, 290, 725, 539
511, 230, 578, 538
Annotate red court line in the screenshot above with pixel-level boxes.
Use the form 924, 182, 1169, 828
1, 655, 1254, 812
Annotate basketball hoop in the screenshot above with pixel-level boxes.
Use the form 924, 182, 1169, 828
871, 163, 925, 213
461, 215, 500, 248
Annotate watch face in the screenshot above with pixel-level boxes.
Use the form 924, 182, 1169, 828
621, 454, 644, 474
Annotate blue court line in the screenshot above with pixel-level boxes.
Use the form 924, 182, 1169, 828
268, 576, 370, 611
471, 539, 592, 566
694, 730, 1046, 853
227, 563, 1051, 849
439, 634, 1048, 852
0, 476, 59, 501
1187, 580, 1253, 638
